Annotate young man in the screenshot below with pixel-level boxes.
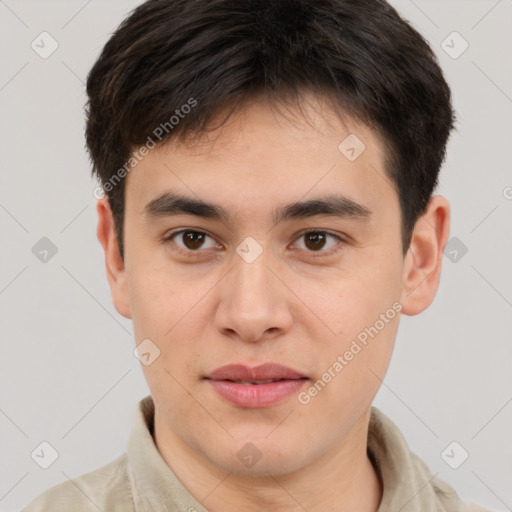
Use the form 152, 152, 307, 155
23, 0, 491, 511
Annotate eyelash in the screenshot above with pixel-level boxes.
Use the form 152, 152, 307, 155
163, 229, 347, 258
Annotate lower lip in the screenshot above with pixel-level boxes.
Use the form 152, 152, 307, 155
208, 379, 308, 408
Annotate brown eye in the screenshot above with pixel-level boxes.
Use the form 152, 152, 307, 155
304, 232, 327, 251
169, 230, 219, 252
182, 231, 206, 250
294, 231, 342, 255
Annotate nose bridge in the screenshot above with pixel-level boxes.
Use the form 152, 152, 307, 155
232, 254, 270, 305
215, 250, 292, 342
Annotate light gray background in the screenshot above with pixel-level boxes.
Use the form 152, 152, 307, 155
1, 1, 511, 511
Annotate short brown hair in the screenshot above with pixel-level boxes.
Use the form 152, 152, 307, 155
85, 0, 455, 258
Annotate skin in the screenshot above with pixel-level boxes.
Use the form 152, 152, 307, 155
97, 93, 450, 512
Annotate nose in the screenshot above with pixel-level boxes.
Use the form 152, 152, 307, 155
214, 253, 294, 344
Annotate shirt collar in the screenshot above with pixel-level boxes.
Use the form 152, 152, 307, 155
127, 395, 208, 512
127, 396, 461, 511
368, 407, 461, 511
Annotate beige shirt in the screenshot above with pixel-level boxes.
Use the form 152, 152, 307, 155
22, 396, 491, 512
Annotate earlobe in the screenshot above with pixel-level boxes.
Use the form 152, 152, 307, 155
96, 198, 132, 319
400, 195, 450, 316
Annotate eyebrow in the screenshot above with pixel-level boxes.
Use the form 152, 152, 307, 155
142, 192, 372, 225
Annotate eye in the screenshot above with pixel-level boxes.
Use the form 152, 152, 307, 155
292, 231, 344, 255
165, 229, 220, 252
164, 229, 345, 257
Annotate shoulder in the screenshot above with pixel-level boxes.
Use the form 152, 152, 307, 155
409, 451, 494, 512
22, 453, 134, 512
369, 407, 494, 512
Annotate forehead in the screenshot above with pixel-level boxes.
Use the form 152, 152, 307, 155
124, 94, 396, 219
161, 94, 385, 163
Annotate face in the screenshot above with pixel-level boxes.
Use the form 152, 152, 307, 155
117, 95, 408, 476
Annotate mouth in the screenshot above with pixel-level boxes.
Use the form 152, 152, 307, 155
205, 363, 309, 408
224, 378, 302, 385
206, 363, 307, 381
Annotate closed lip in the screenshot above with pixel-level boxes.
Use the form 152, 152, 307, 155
205, 363, 308, 383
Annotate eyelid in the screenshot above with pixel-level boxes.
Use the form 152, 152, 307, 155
290, 229, 347, 257
163, 228, 222, 255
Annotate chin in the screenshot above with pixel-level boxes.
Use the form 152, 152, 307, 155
223, 455, 307, 478
205, 435, 316, 478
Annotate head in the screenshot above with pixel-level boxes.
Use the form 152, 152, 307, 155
89, 0, 453, 477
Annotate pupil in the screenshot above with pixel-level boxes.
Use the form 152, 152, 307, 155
305, 232, 325, 251
184, 231, 204, 250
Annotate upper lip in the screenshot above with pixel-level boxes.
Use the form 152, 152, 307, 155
206, 363, 307, 382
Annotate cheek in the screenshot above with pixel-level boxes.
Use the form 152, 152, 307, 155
300, 311, 398, 426
126, 264, 210, 384
313, 263, 402, 343
303, 251, 403, 392
126, 256, 202, 339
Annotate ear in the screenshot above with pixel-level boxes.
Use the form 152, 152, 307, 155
400, 195, 450, 316
96, 198, 132, 319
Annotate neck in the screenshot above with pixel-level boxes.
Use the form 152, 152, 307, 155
154, 409, 382, 512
